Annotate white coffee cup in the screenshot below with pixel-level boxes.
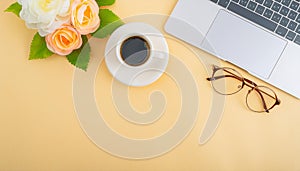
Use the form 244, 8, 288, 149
105, 22, 169, 87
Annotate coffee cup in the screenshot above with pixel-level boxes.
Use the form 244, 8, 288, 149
105, 22, 169, 87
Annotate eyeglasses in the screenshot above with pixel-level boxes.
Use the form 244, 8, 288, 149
207, 65, 281, 113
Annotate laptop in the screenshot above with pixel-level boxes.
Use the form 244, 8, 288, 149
165, 0, 300, 98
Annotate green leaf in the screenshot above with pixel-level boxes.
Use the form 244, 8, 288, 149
92, 9, 123, 38
95, 0, 115, 6
29, 33, 53, 60
4, 2, 22, 17
66, 36, 91, 71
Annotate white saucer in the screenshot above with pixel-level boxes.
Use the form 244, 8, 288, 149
105, 22, 169, 87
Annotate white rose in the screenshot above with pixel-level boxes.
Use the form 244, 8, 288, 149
18, 0, 72, 37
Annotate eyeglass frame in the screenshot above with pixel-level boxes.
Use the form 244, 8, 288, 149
207, 65, 281, 113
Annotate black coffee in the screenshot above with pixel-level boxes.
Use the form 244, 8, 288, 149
120, 36, 150, 66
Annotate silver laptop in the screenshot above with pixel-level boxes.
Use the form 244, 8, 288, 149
165, 0, 300, 98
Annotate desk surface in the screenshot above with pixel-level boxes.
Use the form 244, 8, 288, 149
1, 0, 300, 170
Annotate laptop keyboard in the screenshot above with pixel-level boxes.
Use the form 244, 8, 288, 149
211, 0, 300, 45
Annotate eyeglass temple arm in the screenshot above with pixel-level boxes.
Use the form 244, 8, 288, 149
243, 79, 278, 102
208, 66, 244, 82
207, 74, 242, 81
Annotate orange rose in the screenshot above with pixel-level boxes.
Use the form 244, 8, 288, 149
71, 0, 100, 35
45, 24, 83, 56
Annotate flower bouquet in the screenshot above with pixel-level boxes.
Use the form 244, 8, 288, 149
5, 0, 123, 71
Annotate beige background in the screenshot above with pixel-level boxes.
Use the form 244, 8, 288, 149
1, 0, 300, 170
